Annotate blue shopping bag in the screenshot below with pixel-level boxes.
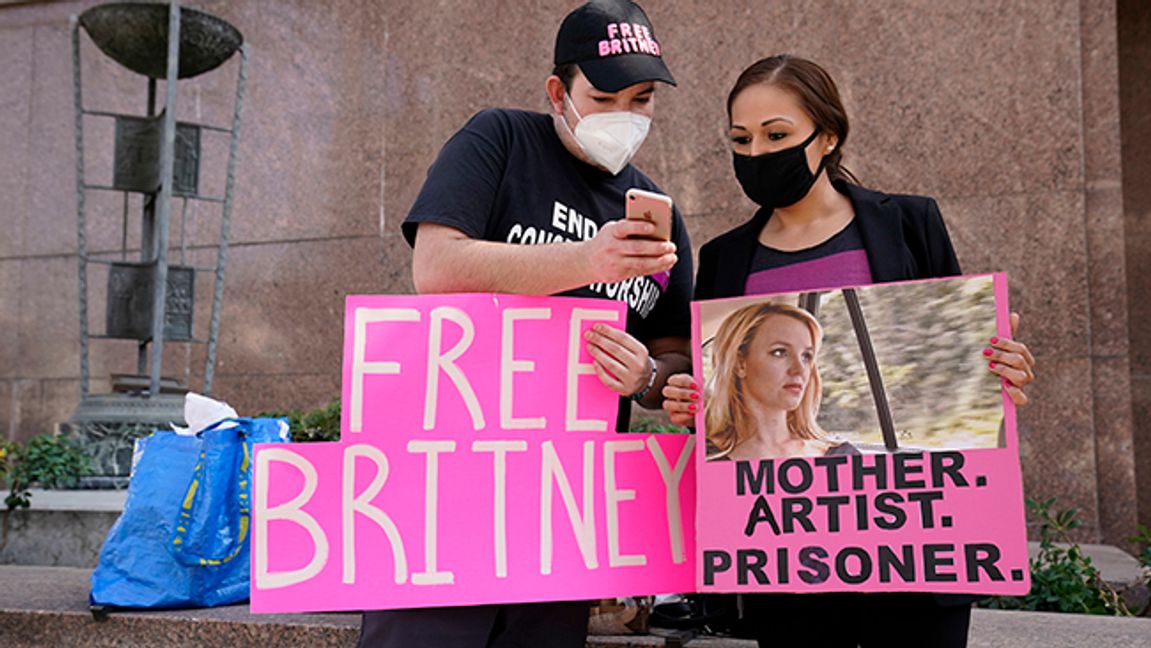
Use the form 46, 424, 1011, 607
90, 417, 290, 609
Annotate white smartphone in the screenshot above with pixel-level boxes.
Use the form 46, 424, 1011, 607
625, 188, 674, 241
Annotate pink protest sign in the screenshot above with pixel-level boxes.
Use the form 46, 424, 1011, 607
693, 274, 1030, 594
251, 294, 695, 613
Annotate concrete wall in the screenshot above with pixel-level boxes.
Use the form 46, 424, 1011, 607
0, 0, 1146, 544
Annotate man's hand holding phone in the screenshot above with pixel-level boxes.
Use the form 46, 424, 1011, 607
575, 188, 676, 285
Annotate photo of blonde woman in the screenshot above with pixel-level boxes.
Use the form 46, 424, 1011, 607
704, 301, 857, 461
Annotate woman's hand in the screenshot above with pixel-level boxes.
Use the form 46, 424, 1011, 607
986, 312, 1036, 406
585, 324, 652, 397
661, 373, 701, 427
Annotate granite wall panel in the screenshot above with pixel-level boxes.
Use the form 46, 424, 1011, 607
207, 236, 387, 381
209, 371, 343, 426
1077, 0, 1137, 543
0, 261, 20, 380
0, 24, 32, 259
0, 380, 11, 443
1015, 354, 1100, 538
378, 230, 414, 296
9, 380, 44, 445
1119, 0, 1151, 532
1093, 357, 1138, 547
209, 0, 387, 246
14, 378, 79, 445
14, 255, 80, 381
1133, 377, 1151, 535
24, 22, 80, 258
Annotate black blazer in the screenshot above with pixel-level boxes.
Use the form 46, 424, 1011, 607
694, 181, 962, 300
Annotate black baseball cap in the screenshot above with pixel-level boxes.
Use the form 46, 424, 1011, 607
554, 0, 676, 93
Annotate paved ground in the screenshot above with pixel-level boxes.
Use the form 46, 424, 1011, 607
2, 566, 1149, 647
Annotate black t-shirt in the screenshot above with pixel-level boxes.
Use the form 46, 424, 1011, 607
402, 108, 693, 430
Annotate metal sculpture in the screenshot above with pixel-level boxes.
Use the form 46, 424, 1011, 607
68, 1, 247, 486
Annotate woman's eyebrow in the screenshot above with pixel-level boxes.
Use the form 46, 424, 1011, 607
766, 340, 815, 351
731, 116, 793, 131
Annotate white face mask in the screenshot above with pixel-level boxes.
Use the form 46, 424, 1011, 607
560, 94, 651, 175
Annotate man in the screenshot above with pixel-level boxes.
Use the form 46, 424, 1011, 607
357, 2, 690, 646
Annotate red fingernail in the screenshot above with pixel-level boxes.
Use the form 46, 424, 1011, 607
689, 392, 699, 401
990, 337, 999, 344
690, 382, 698, 390
688, 404, 697, 412
989, 361, 997, 369
983, 348, 993, 357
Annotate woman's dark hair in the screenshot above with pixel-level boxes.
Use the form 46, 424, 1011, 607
727, 55, 857, 184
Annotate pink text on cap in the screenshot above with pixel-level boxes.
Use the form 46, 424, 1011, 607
599, 23, 660, 57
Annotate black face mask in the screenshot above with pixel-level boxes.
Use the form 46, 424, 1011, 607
733, 129, 828, 209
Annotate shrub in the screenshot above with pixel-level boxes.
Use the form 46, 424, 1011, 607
629, 416, 691, 434
258, 399, 341, 443
1, 434, 91, 511
982, 497, 1132, 615
1129, 524, 1151, 570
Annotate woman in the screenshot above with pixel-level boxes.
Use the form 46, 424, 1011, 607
663, 55, 1036, 647
705, 301, 857, 461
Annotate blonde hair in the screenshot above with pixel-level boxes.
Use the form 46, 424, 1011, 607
705, 302, 825, 459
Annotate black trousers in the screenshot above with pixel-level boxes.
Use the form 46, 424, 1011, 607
357, 601, 590, 648
741, 593, 972, 648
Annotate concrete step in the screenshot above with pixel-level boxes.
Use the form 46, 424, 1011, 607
1, 565, 360, 647
2, 490, 1148, 645
0, 489, 127, 568
3, 566, 1151, 648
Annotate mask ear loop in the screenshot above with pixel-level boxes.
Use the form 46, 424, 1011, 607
564, 93, 584, 121
804, 128, 832, 181
813, 152, 831, 180
821, 140, 839, 181
559, 93, 583, 136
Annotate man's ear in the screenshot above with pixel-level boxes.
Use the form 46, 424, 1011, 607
545, 75, 567, 115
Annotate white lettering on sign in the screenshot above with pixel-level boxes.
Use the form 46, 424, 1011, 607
565, 308, 620, 432
349, 308, 420, 433
341, 444, 408, 585
254, 448, 330, 589
500, 308, 551, 429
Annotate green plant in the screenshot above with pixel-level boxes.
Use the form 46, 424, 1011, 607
1, 434, 91, 511
1, 434, 91, 550
1129, 524, 1151, 570
0, 442, 10, 491
259, 398, 342, 442
982, 497, 1131, 616
629, 416, 690, 434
